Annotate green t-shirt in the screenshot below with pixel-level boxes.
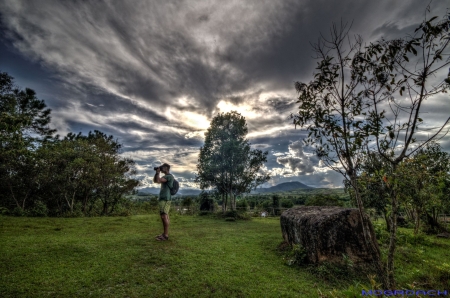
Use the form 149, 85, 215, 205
159, 174, 174, 201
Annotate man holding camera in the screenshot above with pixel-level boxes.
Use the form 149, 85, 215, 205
153, 163, 174, 241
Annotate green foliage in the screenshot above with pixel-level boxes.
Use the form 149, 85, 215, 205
260, 200, 272, 209
0, 207, 9, 215
0, 72, 56, 212
218, 209, 252, 221
356, 142, 450, 234
11, 207, 27, 217
306, 194, 344, 207
295, 195, 307, 205
292, 11, 450, 287
181, 197, 193, 207
224, 210, 238, 219
0, 73, 139, 217
236, 198, 249, 210
198, 192, 218, 212
285, 244, 307, 266
196, 111, 270, 212
29, 201, 48, 217
281, 199, 294, 208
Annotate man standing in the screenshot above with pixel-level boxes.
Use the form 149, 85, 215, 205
153, 163, 174, 241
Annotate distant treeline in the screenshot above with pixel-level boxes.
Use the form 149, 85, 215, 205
131, 192, 350, 216
0, 72, 138, 216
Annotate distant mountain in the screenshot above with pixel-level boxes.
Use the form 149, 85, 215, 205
251, 181, 313, 194
137, 187, 202, 196
137, 187, 159, 195
137, 181, 313, 196
177, 189, 202, 196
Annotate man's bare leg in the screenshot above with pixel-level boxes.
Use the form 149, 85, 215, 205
160, 214, 169, 238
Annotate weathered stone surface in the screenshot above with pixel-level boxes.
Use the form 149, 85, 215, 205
280, 206, 380, 264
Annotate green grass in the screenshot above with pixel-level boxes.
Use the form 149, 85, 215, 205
372, 220, 450, 290
1, 214, 449, 297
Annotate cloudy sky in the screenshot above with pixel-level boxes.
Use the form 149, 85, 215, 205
1, 0, 449, 190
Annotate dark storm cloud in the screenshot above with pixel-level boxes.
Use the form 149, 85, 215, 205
2, 0, 445, 113
275, 141, 320, 174
1, 0, 449, 189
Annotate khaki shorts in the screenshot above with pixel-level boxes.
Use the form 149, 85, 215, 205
159, 200, 171, 215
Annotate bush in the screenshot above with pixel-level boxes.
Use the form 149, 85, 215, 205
285, 244, 307, 266
236, 199, 250, 211
260, 200, 272, 209
29, 201, 48, 217
12, 207, 27, 217
281, 199, 294, 208
63, 202, 84, 218
199, 193, 217, 212
182, 197, 195, 210
305, 194, 343, 207
224, 210, 238, 219
236, 212, 252, 220
0, 207, 10, 215
221, 209, 251, 220
373, 222, 389, 245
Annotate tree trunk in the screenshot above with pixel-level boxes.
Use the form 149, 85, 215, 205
222, 193, 225, 214
351, 175, 388, 289
7, 182, 20, 209
223, 193, 228, 213
386, 190, 398, 288
21, 189, 31, 210
384, 211, 391, 232
414, 208, 420, 235
425, 211, 448, 233
64, 193, 74, 213
103, 201, 108, 215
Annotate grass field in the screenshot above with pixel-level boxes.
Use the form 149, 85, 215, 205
1, 214, 449, 297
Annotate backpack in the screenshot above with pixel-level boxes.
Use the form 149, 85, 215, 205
167, 174, 179, 195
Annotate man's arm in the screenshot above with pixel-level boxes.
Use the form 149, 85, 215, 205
153, 170, 167, 184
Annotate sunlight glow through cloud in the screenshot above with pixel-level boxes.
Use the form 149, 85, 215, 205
1, 0, 449, 189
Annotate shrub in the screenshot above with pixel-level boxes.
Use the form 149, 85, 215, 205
199, 193, 217, 212
236, 212, 252, 220
198, 211, 211, 216
285, 244, 307, 266
29, 201, 48, 217
0, 207, 10, 215
281, 199, 294, 208
12, 207, 27, 217
236, 199, 250, 211
220, 209, 251, 220
224, 210, 238, 219
260, 200, 272, 209
305, 194, 343, 207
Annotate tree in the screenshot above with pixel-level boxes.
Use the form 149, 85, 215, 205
0, 72, 139, 216
281, 198, 294, 209
196, 111, 269, 212
291, 22, 387, 286
396, 142, 450, 234
355, 11, 450, 286
291, 11, 450, 287
349, 152, 392, 230
0, 72, 56, 211
305, 194, 343, 207
355, 142, 450, 234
